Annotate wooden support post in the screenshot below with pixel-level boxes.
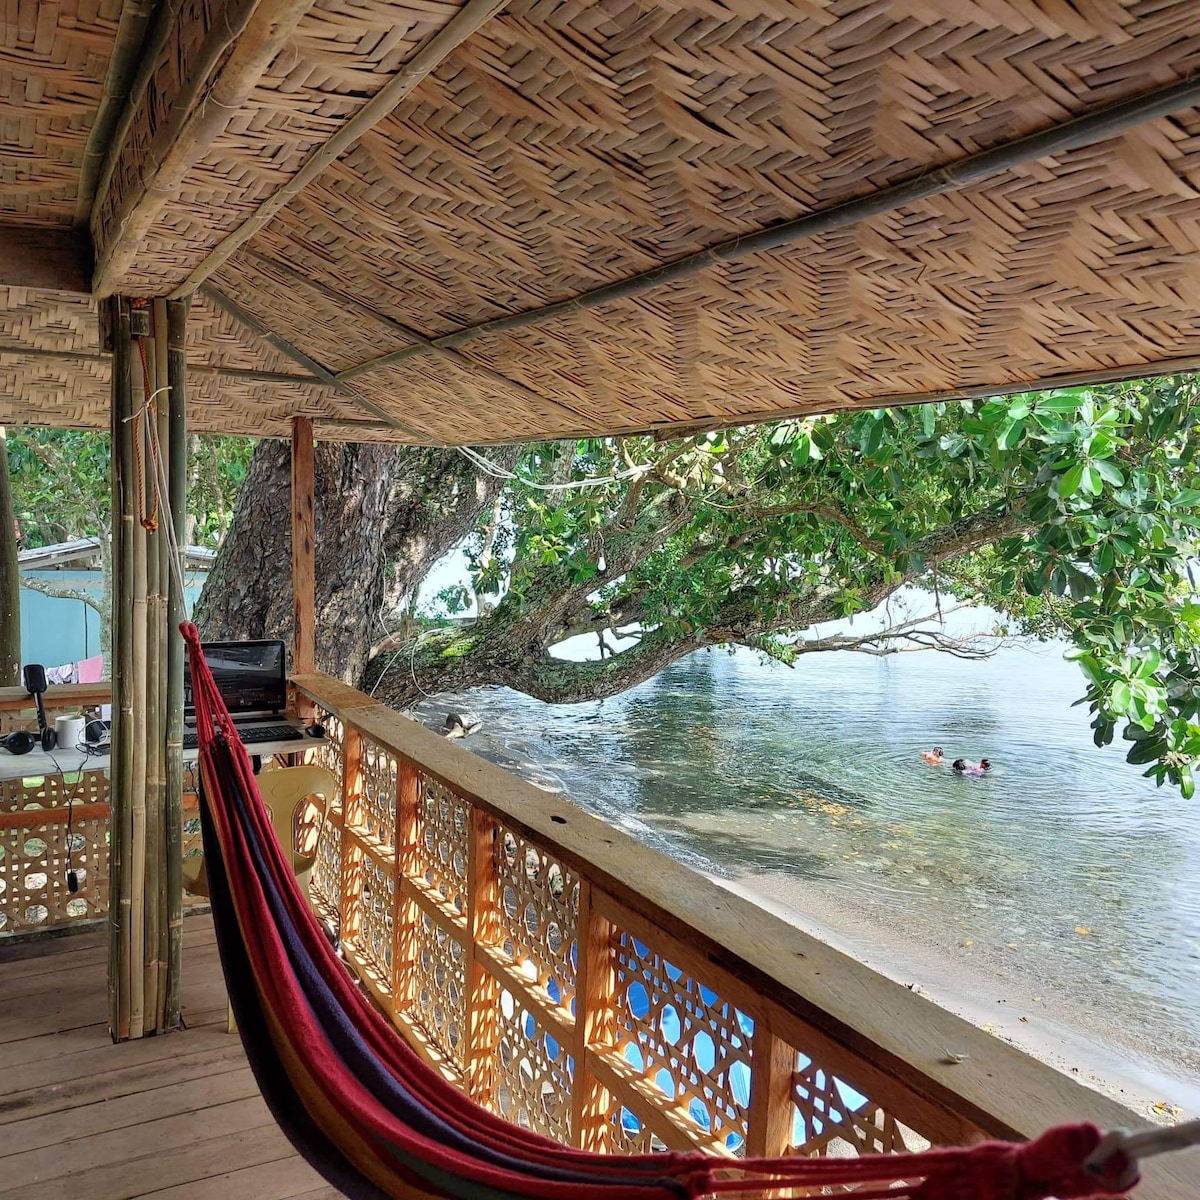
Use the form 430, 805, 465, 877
142, 311, 162, 1033
164, 297, 189, 1032
291, 415, 315, 677
392, 759, 421, 1015
109, 297, 135, 1042
465, 810, 500, 1106
746, 1031, 796, 1160
572, 883, 616, 1151
129, 317, 149, 1040
339, 728, 364, 950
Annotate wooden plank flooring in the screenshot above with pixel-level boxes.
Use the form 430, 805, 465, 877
0, 915, 342, 1198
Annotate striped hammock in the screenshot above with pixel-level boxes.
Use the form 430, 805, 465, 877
182, 623, 1131, 1200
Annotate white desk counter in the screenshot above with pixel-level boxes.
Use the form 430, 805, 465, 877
0, 728, 327, 783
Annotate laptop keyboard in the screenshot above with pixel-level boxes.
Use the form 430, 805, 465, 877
183, 724, 306, 751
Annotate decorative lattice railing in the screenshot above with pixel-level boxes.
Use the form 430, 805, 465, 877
0, 683, 112, 935
292, 671, 1135, 1170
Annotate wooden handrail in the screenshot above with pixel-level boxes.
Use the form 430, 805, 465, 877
0, 682, 111, 711
292, 670, 1193, 1196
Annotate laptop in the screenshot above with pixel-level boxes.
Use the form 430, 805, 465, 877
183, 639, 307, 750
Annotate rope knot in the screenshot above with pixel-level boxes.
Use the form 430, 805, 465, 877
1012, 1124, 1135, 1199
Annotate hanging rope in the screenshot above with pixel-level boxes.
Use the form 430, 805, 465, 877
132, 313, 160, 533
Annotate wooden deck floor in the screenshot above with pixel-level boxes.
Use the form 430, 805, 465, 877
0, 914, 341, 1199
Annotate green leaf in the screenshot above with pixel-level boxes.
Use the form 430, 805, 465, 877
1093, 459, 1124, 487
1059, 462, 1085, 498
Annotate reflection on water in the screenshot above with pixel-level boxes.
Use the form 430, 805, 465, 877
414, 641, 1200, 1067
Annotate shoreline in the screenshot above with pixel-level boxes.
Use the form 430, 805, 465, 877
721, 869, 1199, 1125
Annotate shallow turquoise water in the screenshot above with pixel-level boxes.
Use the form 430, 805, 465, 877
417, 639, 1200, 1071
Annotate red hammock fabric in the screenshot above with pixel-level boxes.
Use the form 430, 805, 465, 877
182, 622, 1135, 1200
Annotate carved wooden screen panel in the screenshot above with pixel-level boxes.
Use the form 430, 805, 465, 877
495, 984, 575, 1143
789, 1051, 929, 1161
308, 710, 345, 923
412, 909, 468, 1071
607, 926, 754, 1156
413, 773, 469, 917
0, 771, 110, 933
495, 823, 579, 1016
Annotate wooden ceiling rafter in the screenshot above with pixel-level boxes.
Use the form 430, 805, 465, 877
330, 74, 1200, 386
199, 283, 433, 441
228, 247, 598, 430
91, 0, 317, 296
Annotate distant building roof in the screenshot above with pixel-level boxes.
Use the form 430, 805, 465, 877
19, 538, 215, 571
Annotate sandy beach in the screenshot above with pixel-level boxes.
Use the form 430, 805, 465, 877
722, 868, 1200, 1126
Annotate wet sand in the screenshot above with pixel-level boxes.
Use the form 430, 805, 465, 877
723, 869, 1199, 1125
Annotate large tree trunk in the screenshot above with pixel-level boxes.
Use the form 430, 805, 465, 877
0, 428, 19, 686
195, 438, 516, 682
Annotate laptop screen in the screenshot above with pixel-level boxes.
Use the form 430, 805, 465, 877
184, 639, 287, 719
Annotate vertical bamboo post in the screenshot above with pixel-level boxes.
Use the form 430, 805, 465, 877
745, 1031, 796, 1160
164, 297, 188, 1031
392, 758, 421, 1016
153, 297, 171, 1030
339, 728, 364, 951
465, 809, 500, 1106
572, 883, 617, 1151
291, 416, 315, 682
142, 314, 162, 1032
109, 297, 135, 1042
129, 321, 149, 1040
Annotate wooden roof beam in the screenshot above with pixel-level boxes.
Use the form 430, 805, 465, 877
170, 0, 511, 299
0, 225, 93, 294
333, 75, 1200, 383
91, 0, 316, 297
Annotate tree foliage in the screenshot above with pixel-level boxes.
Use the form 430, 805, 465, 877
4, 429, 255, 666
364, 375, 1200, 795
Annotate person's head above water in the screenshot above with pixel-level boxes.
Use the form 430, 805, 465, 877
952, 758, 967, 771
979, 758, 992, 771
932, 747, 943, 757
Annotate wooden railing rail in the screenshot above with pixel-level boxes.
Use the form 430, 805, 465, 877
292, 672, 1192, 1196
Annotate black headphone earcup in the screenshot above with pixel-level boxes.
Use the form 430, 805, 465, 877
1, 730, 36, 755
41, 727, 56, 751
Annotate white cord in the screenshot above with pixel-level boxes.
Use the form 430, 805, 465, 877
455, 444, 652, 492
1085, 1119, 1200, 1188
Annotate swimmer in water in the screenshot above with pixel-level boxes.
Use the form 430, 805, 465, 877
921, 747, 945, 765
953, 758, 992, 777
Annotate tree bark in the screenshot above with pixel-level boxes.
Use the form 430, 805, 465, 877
0, 427, 19, 686
195, 439, 516, 682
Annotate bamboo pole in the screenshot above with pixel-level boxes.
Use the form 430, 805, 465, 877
153, 298, 170, 1032
129, 326, 149, 1040
143, 319, 162, 1032
110, 297, 135, 1042
164, 297, 188, 1031
172, 0, 512, 299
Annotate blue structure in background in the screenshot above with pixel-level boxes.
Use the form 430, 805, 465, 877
18, 569, 206, 671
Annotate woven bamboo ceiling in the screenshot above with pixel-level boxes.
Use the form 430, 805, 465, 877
2, 0, 1200, 443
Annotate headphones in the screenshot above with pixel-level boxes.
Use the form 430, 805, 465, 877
0, 665, 56, 755
0, 729, 36, 756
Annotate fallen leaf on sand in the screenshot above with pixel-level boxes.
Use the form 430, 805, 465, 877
1075, 926, 1091, 936
963, 940, 974, 948
1006, 942, 1018, 949
982, 1023, 995, 1034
